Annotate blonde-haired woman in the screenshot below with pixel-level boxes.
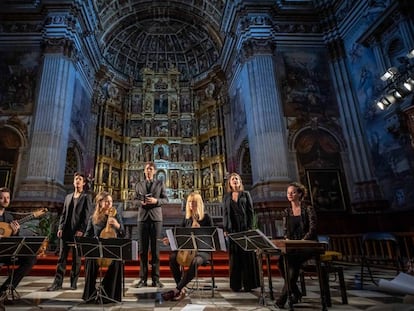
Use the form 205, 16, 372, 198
162, 192, 214, 301
82, 191, 125, 303
222, 173, 260, 292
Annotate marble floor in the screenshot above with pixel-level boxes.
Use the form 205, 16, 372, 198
1, 265, 413, 310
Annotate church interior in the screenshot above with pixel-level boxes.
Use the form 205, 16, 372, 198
1, 0, 414, 310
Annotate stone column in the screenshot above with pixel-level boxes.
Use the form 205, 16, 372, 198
16, 37, 76, 202
238, 39, 290, 199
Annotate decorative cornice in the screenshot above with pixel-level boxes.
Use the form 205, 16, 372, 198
273, 22, 321, 34
44, 14, 77, 30
0, 22, 43, 33
237, 14, 272, 33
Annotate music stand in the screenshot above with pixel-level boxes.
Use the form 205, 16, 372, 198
0, 236, 46, 300
75, 236, 137, 305
228, 229, 280, 306
166, 227, 226, 298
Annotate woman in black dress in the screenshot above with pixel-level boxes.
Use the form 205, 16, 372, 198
275, 182, 317, 308
222, 173, 260, 292
82, 191, 125, 303
162, 192, 214, 301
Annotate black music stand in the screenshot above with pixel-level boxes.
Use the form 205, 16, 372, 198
0, 236, 46, 300
75, 236, 137, 305
166, 227, 226, 298
228, 229, 280, 306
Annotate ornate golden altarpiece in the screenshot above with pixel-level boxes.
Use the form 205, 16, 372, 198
94, 67, 226, 208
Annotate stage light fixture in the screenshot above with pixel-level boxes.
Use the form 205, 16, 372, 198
380, 67, 398, 81
393, 90, 403, 99
376, 94, 398, 110
376, 48, 414, 112
402, 78, 414, 92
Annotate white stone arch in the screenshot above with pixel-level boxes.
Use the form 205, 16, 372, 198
0, 119, 29, 193
288, 125, 347, 153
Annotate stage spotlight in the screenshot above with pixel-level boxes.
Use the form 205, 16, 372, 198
376, 94, 398, 110
380, 67, 398, 81
393, 90, 403, 99
407, 49, 414, 59
402, 78, 414, 92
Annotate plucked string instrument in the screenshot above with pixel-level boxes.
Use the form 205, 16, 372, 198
0, 208, 48, 237
97, 207, 117, 267
176, 213, 200, 267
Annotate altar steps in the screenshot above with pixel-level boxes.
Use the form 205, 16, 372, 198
26, 251, 280, 278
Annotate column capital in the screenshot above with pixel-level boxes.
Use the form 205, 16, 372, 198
240, 38, 275, 62
42, 37, 75, 56
42, 11, 77, 56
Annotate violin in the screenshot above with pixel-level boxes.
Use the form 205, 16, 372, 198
97, 207, 117, 267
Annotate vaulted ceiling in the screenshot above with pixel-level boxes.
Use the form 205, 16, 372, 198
93, 0, 226, 81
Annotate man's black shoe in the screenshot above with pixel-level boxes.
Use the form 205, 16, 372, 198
135, 280, 147, 288
47, 284, 62, 291
152, 280, 164, 288
70, 285, 77, 290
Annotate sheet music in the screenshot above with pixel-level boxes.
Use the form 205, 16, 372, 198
217, 228, 226, 252
166, 229, 177, 250
130, 240, 138, 260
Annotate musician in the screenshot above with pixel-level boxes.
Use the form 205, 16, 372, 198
48, 172, 93, 291
222, 173, 260, 292
275, 182, 317, 308
82, 191, 125, 303
0, 187, 37, 298
161, 192, 213, 301
134, 162, 168, 288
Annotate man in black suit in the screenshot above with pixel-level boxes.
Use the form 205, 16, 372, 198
135, 162, 168, 288
47, 172, 92, 291
0, 187, 37, 302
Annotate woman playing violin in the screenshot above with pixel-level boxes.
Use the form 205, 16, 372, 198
82, 191, 125, 303
161, 192, 213, 301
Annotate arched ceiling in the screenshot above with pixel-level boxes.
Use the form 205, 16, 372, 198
94, 0, 226, 81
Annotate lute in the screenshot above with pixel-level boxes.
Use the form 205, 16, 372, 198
0, 208, 48, 237
176, 214, 200, 267
97, 207, 117, 267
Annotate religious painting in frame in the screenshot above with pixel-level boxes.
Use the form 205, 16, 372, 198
306, 169, 346, 211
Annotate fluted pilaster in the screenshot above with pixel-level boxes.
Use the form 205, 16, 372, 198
16, 53, 76, 201
239, 39, 289, 185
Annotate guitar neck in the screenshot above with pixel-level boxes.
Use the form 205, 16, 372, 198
17, 213, 36, 225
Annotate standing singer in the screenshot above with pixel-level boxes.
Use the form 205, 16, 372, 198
82, 192, 125, 303
134, 162, 168, 288
48, 172, 92, 291
222, 173, 260, 292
